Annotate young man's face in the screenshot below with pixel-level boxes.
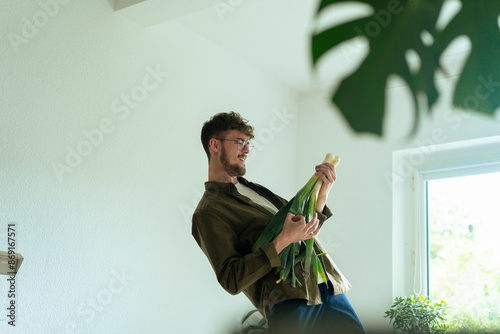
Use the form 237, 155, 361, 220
218, 130, 251, 177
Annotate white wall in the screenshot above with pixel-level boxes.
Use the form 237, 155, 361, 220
296, 65, 500, 331
0, 1, 297, 333
3, 1, 500, 333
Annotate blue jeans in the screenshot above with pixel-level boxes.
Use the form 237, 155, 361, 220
267, 281, 366, 334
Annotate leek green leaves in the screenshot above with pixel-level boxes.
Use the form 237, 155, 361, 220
253, 153, 340, 287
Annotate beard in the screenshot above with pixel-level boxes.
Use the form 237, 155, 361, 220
220, 146, 246, 177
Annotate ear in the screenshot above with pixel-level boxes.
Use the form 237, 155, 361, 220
208, 138, 220, 154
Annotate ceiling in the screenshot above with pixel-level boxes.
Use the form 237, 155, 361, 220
115, 0, 469, 93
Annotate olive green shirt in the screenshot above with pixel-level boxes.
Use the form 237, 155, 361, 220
192, 177, 352, 319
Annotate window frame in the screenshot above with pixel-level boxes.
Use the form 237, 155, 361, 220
391, 135, 500, 299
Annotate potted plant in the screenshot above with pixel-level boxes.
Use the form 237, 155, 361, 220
385, 295, 448, 334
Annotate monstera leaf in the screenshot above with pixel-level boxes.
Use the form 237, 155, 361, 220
311, 0, 500, 136
437, 0, 500, 114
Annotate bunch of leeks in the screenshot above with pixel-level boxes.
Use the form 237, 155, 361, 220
252, 153, 340, 287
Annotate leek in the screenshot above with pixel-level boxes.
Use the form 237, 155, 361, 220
253, 153, 340, 287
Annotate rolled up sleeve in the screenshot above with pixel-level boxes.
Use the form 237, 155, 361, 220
317, 205, 333, 229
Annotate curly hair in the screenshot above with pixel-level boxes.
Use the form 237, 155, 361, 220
201, 111, 255, 160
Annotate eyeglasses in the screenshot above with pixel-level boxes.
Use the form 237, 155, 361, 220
216, 138, 254, 152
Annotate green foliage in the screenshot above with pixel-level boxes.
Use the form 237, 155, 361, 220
385, 295, 449, 334
253, 172, 329, 287
240, 309, 267, 334
446, 311, 500, 334
311, 0, 500, 136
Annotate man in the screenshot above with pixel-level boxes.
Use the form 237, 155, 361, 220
192, 112, 365, 333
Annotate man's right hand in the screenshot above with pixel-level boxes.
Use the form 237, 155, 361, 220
272, 212, 319, 254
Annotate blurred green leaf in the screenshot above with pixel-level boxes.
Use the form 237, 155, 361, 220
241, 309, 259, 325
311, 0, 500, 136
436, 0, 500, 115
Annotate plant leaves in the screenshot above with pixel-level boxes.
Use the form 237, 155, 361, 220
257, 318, 267, 328
435, 0, 500, 115
385, 295, 448, 333
312, 0, 445, 135
252, 198, 294, 252
241, 309, 259, 325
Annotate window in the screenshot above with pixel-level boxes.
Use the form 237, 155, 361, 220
427, 172, 500, 331
392, 135, 500, 332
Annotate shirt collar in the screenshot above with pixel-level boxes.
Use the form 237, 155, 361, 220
204, 177, 249, 194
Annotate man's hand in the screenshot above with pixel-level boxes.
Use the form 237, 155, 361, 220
315, 162, 336, 213
273, 213, 319, 254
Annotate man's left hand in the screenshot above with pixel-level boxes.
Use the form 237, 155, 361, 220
315, 162, 336, 213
